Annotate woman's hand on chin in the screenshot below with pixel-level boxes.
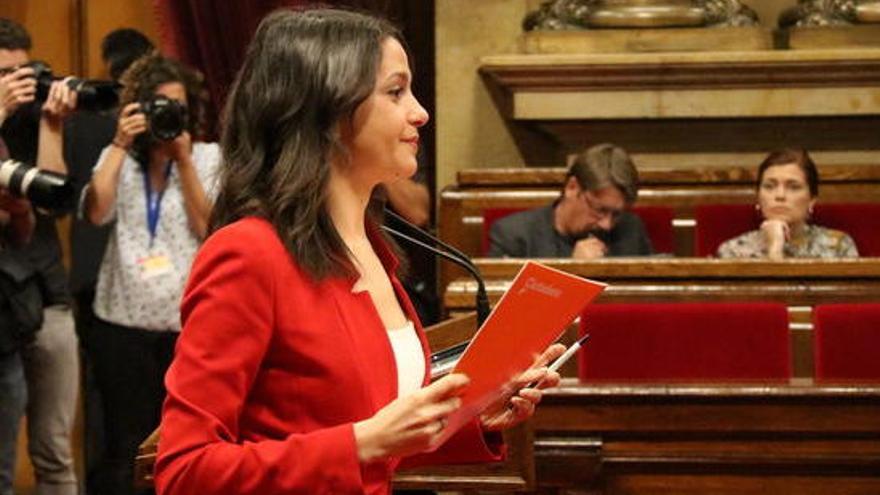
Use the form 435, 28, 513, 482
760, 219, 789, 259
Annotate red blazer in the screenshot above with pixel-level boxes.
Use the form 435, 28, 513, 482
155, 217, 502, 495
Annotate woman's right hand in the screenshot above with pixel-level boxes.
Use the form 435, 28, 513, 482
112, 102, 147, 149
760, 219, 789, 258
353, 373, 469, 463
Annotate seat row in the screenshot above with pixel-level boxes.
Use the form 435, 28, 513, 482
482, 203, 880, 257
578, 302, 880, 382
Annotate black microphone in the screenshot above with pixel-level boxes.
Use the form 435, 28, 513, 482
381, 208, 491, 370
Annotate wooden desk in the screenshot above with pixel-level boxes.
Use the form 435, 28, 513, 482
533, 379, 880, 494
445, 258, 880, 377
446, 258, 880, 309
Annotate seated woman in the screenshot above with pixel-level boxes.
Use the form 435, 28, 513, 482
717, 149, 858, 259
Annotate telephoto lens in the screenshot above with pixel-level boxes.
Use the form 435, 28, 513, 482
28, 61, 120, 112
0, 160, 75, 212
140, 95, 187, 141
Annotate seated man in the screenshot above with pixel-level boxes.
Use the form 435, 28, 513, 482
488, 143, 651, 259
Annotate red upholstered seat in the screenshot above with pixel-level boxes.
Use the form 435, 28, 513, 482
631, 206, 675, 255
578, 302, 791, 381
481, 205, 675, 255
481, 207, 526, 255
694, 204, 760, 257
813, 303, 880, 381
813, 203, 880, 256
694, 202, 880, 257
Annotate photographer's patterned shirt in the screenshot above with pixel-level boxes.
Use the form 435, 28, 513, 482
84, 142, 220, 331
717, 224, 859, 259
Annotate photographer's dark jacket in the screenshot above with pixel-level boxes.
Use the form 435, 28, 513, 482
1, 108, 71, 306
0, 135, 43, 354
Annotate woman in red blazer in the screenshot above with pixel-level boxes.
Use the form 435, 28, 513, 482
154, 8, 563, 495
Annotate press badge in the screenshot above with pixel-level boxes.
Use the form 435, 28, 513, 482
138, 253, 173, 280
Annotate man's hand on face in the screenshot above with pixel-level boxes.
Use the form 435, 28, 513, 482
572, 235, 608, 259
0, 66, 36, 123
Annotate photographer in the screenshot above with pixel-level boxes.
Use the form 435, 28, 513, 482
0, 142, 35, 495
0, 18, 80, 495
65, 27, 155, 495
82, 53, 219, 495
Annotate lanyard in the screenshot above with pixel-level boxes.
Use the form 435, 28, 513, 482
144, 162, 172, 248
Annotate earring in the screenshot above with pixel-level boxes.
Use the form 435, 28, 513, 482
755, 204, 761, 211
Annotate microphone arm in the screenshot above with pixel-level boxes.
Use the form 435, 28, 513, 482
383, 208, 480, 277
380, 225, 491, 327
381, 208, 492, 367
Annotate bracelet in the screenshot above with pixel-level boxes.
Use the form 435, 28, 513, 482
111, 138, 128, 150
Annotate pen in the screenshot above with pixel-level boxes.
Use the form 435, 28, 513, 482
524, 334, 590, 390
548, 333, 590, 373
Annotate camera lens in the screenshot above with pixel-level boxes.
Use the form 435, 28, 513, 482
67, 79, 121, 112
25, 61, 120, 112
0, 160, 75, 212
142, 95, 186, 141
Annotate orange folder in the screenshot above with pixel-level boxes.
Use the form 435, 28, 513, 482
441, 261, 606, 441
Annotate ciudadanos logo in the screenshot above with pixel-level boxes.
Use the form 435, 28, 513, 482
518, 277, 562, 298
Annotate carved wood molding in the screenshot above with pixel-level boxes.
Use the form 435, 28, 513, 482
480, 55, 880, 93
472, 258, 880, 278
537, 380, 880, 492
546, 379, 880, 398
456, 164, 880, 187
444, 259, 880, 309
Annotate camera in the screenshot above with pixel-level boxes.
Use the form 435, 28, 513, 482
26, 61, 120, 112
140, 95, 187, 141
0, 160, 74, 212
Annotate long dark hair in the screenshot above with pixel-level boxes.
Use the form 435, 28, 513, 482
211, 8, 402, 280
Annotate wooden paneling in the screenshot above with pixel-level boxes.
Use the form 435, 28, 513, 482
532, 380, 880, 494
0, 0, 75, 74
80, 0, 158, 79
0, 0, 159, 79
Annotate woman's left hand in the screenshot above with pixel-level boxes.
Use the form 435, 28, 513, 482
41, 78, 77, 125
479, 343, 565, 432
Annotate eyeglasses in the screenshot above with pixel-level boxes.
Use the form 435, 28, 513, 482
581, 190, 624, 221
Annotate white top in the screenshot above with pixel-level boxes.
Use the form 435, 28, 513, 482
85, 142, 220, 331
387, 320, 426, 398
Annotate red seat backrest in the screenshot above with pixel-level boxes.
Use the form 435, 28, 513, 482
631, 205, 675, 255
813, 303, 880, 381
695, 202, 880, 257
481, 206, 676, 256
694, 204, 761, 257
481, 207, 527, 255
813, 203, 880, 256
578, 302, 791, 382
